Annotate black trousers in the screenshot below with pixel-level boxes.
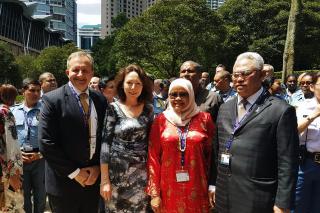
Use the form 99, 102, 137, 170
48, 188, 99, 213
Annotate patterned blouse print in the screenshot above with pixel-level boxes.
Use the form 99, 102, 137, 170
101, 101, 153, 212
147, 112, 214, 213
0, 104, 24, 212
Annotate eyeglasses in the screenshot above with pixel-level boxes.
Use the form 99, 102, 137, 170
169, 92, 189, 99
232, 70, 256, 79
299, 81, 312, 86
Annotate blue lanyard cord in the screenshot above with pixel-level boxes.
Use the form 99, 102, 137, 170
23, 109, 35, 141
225, 90, 268, 151
69, 85, 92, 125
177, 122, 190, 167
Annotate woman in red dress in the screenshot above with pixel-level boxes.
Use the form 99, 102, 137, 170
147, 78, 215, 213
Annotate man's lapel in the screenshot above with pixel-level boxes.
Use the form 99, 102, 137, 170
235, 92, 272, 132
64, 85, 84, 124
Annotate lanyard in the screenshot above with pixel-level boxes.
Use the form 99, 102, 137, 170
177, 122, 190, 168
23, 109, 35, 142
225, 90, 267, 151
69, 84, 92, 125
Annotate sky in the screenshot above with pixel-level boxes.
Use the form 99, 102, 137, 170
77, 0, 101, 27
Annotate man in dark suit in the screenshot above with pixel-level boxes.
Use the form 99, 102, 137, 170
39, 51, 108, 213
209, 52, 299, 213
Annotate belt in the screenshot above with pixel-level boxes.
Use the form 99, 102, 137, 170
306, 152, 320, 164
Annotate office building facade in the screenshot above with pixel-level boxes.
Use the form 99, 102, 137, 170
0, 0, 65, 55
101, 0, 158, 38
27, 0, 77, 42
77, 24, 101, 51
206, 0, 226, 10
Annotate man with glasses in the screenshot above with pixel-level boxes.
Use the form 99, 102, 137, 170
209, 52, 299, 213
179, 61, 223, 122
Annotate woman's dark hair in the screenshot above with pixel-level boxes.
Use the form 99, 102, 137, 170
115, 64, 153, 103
0, 84, 18, 105
98, 75, 115, 90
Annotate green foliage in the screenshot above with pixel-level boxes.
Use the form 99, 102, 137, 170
112, 0, 226, 78
15, 43, 79, 86
15, 54, 37, 79
217, 0, 290, 70
218, 0, 320, 71
33, 43, 79, 86
91, 36, 117, 77
91, 13, 130, 77
0, 41, 22, 87
295, 0, 320, 70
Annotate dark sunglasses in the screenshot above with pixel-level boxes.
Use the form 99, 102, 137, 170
299, 81, 312, 86
169, 92, 189, 98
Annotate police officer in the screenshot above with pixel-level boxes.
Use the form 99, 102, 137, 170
11, 78, 45, 213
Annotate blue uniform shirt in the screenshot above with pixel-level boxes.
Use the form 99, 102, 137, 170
11, 102, 42, 150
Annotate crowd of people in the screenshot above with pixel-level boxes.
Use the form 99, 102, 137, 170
0, 50, 319, 213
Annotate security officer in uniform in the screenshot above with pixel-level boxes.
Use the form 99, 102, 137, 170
11, 78, 45, 213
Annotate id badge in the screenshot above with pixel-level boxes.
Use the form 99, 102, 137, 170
220, 153, 231, 166
176, 170, 190, 182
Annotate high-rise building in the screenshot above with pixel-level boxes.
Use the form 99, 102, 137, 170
206, 0, 226, 10
77, 24, 101, 51
0, 0, 66, 55
26, 0, 77, 42
101, 0, 158, 38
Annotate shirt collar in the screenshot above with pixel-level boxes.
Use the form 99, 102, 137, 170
21, 101, 41, 111
237, 87, 264, 105
68, 81, 89, 96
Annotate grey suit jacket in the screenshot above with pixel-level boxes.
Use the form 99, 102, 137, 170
214, 91, 299, 213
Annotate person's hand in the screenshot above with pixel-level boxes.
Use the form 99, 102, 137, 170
208, 191, 216, 209
83, 166, 100, 186
100, 182, 112, 201
21, 152, 34, 164
150, 196, 161, 213
74, 168, 90, 187
9, 174, 22, 191
273, 205, 289, 213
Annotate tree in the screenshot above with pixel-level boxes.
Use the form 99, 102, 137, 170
0, 41, 22, 86
218, 0, 320, 72
112, 0, 226, 78
282, 0, 302, 81
15, 54, 37, 79
91, 13, 129, 77
33, 43, 79, 86
218, 0, 290, 70
294, 0, 320, 70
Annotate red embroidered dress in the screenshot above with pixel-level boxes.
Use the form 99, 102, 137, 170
147, 112, 214, 213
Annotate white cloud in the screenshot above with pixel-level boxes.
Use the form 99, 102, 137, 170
77, 0, 100, 4
77, 13, 101, 27
77, 0, 101, 27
